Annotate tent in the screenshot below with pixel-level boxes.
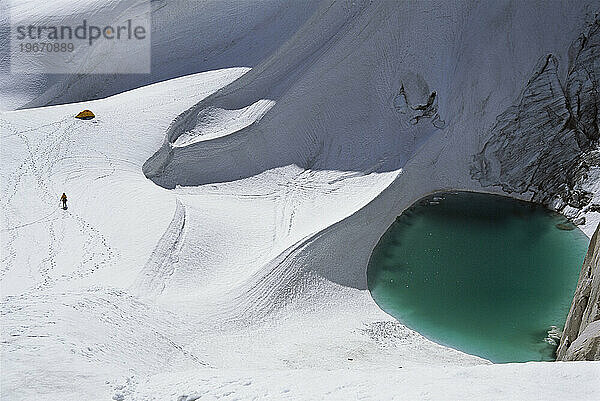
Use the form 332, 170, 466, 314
75, 110, 95, 120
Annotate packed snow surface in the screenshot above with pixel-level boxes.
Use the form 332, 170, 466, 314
2, 0, 600, 400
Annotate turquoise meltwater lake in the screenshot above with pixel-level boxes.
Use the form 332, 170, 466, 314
367, 191, 589, 363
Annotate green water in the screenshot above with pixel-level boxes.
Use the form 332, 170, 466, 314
367, 191, 589, 363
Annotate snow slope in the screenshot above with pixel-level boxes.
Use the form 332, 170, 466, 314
0, 0, 319, 110
2, 0, 600, 400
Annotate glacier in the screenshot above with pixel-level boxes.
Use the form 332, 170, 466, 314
1, 0, 600, 400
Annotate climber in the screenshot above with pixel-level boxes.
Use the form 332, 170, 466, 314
60, 193, 68, 210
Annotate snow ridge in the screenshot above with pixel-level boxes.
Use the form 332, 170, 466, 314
131, 199, 186, 300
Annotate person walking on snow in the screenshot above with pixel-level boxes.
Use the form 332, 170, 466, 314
60, 193, 68, 210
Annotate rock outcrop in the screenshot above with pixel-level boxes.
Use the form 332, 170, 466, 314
471, 18, 600, 221
557, 223, 600, 360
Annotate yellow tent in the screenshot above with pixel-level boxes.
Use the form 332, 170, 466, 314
75, 110, 95, 120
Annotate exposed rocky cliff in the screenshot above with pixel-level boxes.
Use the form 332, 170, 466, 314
471, 18, 600, 223
557, 223, 600, 360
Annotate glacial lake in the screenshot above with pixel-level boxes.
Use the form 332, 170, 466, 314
367, 191, 589, 363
